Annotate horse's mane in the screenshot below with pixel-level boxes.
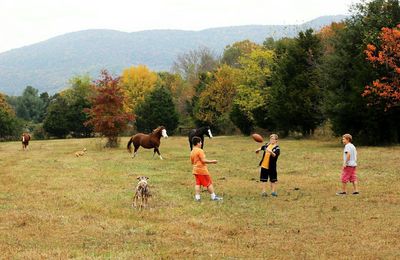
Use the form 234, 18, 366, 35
151, 126, 164, 135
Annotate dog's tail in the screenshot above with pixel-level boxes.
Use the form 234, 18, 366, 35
127, 137, 133, 153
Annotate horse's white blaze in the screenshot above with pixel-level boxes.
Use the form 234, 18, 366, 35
22, 136, 25, 142
162, 129, 168, 138
208, 129, 213, 138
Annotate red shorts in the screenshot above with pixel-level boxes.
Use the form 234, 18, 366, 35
194, 174, 212, 187
341, 166, 357, 183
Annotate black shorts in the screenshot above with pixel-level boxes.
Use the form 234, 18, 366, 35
260, 167, 277, 183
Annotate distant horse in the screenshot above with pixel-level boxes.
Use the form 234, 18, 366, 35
188, 126, 213, 150
127, 126, 168, 159
21, 133, 31, 151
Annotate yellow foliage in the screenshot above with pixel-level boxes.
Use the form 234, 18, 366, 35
238, 48, 274, 88
0, 92, 15, 115
233, 48, 275, 120
196, 65, 238, 123
120, 65, 158, 113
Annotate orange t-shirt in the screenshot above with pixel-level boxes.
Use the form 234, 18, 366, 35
190, 147, 209, 175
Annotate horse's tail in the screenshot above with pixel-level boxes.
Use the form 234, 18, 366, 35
127, 137, 133, 153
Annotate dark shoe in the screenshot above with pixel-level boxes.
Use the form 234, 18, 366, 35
261, 192, 268, 197
352, 192, 359, 195
271, 192, 278, 197
336, 191, 347, 195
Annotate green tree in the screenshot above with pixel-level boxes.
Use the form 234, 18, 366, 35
62, 75, 94, 137
135, 85, 179, 134
194, 65, 238, 132
14, 86, 46, 123
231, 47, 275, 132
320, 0, 400, 144
269, 29, 324, 136
229, 104, 254, 135
222, 40, 259, 68
0, 92, 23, 140
157, 72, 192, 126
42, 94, 70, 138
188, 72, 213, 125
38, 92, 50, 122
42, 75, 94, 138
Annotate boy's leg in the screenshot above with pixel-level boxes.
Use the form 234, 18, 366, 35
271, 182, 277, 193
341, 182, 347, 193
206, 184, 215, 194
195, 184, 201, 200
269, 170, 278, 196
352, 181, 359, 193
351, 168, 359, 193
260, 168, 268, 195
339, 167, 350, 194
261, 182, 267, 193
207, 184, 222, 200
195, 184, 201, 195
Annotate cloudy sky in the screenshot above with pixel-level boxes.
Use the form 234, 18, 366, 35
0, 0, 359, 53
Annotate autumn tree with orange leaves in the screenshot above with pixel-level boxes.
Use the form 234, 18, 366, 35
363, 24, 400, 109
85, 70, 134, 147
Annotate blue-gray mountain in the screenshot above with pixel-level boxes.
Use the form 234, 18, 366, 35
0, 15, 347, 95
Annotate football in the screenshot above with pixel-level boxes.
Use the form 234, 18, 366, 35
251, 133, 264, 143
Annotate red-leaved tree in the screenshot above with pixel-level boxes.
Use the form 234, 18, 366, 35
363, 24, 400, 109
85, 70, 134, 147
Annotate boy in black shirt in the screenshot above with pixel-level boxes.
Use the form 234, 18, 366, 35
255, 134, 280, 197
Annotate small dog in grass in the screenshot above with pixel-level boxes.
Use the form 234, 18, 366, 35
133, 176, 150, 209
75, 148, 87, 157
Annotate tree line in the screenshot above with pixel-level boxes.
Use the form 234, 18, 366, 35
1, 0, 399, 145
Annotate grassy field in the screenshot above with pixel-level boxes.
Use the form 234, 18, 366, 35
0, 136, 399, 259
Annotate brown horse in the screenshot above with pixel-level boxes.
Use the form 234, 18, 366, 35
127, 126, 168, 160
21, 133, 31, 151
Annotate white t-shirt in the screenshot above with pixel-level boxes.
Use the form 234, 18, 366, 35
343, 143, 357, 167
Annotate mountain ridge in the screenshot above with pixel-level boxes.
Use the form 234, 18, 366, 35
0, 15, 347, 95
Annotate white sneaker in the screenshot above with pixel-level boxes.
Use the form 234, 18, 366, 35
211, 195, 223, 201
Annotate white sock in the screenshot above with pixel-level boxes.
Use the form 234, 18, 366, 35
210, 193, 216, 199
195, 194, 201, 200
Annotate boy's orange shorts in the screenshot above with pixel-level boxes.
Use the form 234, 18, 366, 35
194, 174, 212, 187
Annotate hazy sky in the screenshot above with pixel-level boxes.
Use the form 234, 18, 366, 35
0, 0, 359, 53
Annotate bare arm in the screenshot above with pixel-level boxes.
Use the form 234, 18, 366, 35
256, 144, 276, 157
255, 144, 266, 154
203, 159, 218, 164
200, 157, 217, 164
344, 152, 350, 166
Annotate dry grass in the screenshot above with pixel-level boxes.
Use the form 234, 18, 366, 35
0, 136, 399, 259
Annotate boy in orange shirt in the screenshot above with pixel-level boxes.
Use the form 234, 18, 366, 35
190, 136, 222, 201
